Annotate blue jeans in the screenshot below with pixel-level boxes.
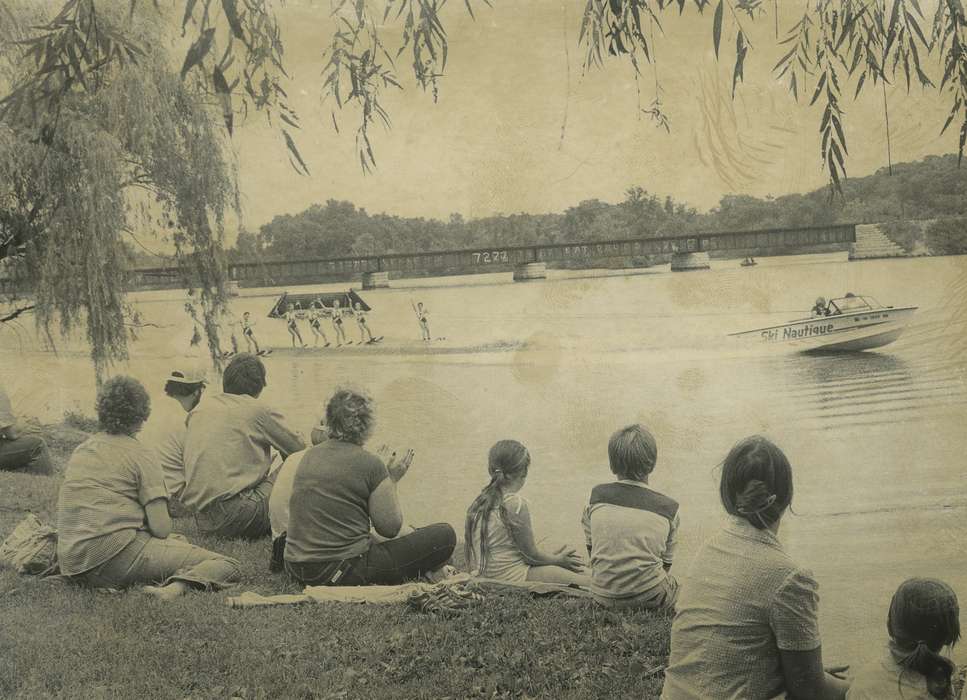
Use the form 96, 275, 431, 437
195, 475, 274, 540
0, 434, 52, 473
76, 531, 240, 590
285, 523, 456, 586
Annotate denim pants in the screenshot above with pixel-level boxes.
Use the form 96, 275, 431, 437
77, 531, 241, 590
285, 523, 456, 586
195, 474, 274, 540
592, 574, 679, 611
0, 434, 52, 473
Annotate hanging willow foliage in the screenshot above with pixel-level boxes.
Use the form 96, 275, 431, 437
0, 3, 236, 381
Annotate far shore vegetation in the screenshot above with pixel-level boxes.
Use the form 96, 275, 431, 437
0, 419, 671, 699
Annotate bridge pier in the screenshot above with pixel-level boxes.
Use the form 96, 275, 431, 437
670, 251, 710, 271
362, 271, 391, 290
513, 262, 547, 282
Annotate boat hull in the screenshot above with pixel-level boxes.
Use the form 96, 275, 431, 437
729, 307, 917, 352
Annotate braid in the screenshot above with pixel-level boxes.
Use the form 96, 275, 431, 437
464, 479, 504, 573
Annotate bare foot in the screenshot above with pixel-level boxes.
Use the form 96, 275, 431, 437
143, 581, 190, 601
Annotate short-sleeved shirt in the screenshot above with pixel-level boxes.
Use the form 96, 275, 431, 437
139, 405, 189, 499
661, 516, 822, 700
284, 441, 388, 563
268, 448, 308, 539
470, 492, 531, 583
846, 650, 937, 699
181, 393, 305, 511
56, 433, 169, 575
0, 384, 16, 433
581, 480, 679, 599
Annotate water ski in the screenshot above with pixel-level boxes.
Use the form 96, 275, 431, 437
367, 336, 384, 344
258, 349, 273, 356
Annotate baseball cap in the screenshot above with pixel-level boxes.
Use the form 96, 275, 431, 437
165, 368, 208, 385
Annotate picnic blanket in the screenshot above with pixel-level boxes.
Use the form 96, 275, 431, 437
226, 574, 588, 610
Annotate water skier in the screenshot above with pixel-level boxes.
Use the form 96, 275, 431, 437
308, 300, 331, 347
413, 301, 430, 341
330, 298, 350, 346
284, 303, 307, 348
240, 312, 262, 355
351, 302, 375, 344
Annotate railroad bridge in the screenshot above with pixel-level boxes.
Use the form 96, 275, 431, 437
128, 223, 857, 291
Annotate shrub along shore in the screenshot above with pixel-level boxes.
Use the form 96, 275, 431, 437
0, 419, 671, 699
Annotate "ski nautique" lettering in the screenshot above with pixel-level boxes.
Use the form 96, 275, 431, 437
761, 322, 835, 342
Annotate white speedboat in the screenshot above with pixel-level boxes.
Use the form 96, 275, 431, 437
729, 295, 918, 352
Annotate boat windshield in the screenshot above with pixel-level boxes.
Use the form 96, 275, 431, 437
828, 295, 876, 314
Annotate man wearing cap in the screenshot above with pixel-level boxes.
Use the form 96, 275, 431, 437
182, 353, 305, 539
154, 368, 208, 509
0, 382, 52, 473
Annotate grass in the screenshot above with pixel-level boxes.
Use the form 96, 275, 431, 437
0, 420, 672, 699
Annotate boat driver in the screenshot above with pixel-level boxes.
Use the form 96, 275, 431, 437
812, 297, 830, 317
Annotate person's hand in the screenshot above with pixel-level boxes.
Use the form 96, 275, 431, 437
553, 545, 585, 572
379, 447, 414, 482
825, 665, 849, 680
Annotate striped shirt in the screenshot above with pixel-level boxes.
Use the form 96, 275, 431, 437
56, 433, 169, 576
181, 393, 304, 511
581, 480, 679, 599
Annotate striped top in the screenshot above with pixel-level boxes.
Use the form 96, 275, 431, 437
56, 433, 169, 575
581, 480, 680, 599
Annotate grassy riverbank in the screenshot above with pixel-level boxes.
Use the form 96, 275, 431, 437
0, 421, 671, 699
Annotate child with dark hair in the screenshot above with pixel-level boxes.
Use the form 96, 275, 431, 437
56, 376, 239, 600
847, 578, 961, 699
582, 424, 679, 610
465, 440, 587, 586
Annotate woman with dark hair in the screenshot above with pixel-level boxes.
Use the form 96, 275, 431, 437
662, 436, 849, 699
284, 388, 455, 586
56, 376, 240, 600
848, 578, 961, 699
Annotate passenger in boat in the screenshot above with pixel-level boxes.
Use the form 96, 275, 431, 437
330, 299, 350, 346
0, 382, 52, 473
662, 436, 848, 700
284, 388, 456, 585
465, 440, 588, 587
240, 311, 261, 355
582, 424, 679, 610
180, 353, 305, 539
284, 303, 307, 348
56, 376, 240, 600
812, 297, 830, 317
351, 302, 375, 344
846, 578, 960, 699
307, 300, 331, 348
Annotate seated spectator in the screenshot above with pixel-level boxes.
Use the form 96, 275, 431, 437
847, 578, 960, 699
0, 382, 52, 473
268, 418, 328, 572
582, 424, 679, 610
181, 353, 305, 539
465, 439, 587, 587
141, 368, 207, 513
56, 376, 240, 601
284, 388, 455, 586
661, 436, 848, 700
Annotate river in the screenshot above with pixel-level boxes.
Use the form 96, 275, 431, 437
2, 251, 967, 664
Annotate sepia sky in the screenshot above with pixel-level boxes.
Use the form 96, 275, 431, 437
228, 0, 954, 231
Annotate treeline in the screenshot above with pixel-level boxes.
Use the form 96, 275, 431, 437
218, 153, 966, 263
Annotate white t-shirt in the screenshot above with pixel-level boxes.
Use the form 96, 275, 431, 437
269, 448, 308, 539
470, 492, 531, 583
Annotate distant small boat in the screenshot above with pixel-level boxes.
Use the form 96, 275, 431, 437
740, 259, 757, 267
729, 295, 918, 352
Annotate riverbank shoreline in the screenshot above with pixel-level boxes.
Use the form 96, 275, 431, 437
0, 421, 671, 699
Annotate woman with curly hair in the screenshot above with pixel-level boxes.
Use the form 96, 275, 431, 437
284, 388, 456, 586
56, 376, 240, 600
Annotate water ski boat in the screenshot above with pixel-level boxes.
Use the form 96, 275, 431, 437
740, 258, 757, 267
729, 295, 917, 352
268, 290, 370, 318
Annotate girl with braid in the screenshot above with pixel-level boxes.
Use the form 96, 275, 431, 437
847, 578, 961, 699
464, 440, 587, 586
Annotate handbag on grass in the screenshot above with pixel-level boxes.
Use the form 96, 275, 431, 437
0, 513, 59, 576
